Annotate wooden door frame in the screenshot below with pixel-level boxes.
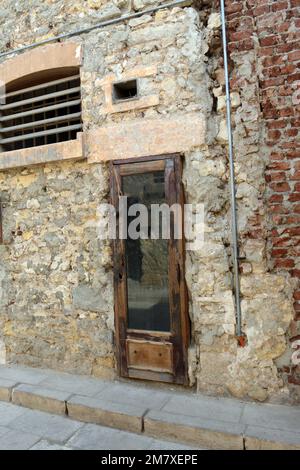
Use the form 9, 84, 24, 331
110, 154, 190, 385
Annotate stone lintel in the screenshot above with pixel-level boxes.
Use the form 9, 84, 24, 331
86, 114, 207, 163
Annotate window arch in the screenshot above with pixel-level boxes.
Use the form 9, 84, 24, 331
0, 43, 82, 152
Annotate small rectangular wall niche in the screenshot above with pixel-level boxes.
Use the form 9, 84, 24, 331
112, 79, 138, 103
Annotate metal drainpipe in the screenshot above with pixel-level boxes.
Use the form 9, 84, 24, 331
220, 0, 243, 339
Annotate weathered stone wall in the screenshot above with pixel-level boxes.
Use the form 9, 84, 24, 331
0, 0, 298, 402
0, 161, 115, 377
0, 1, 214, 380
223, 0, 300, 402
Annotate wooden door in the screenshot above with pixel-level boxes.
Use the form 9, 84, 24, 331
110, 155, 189, 385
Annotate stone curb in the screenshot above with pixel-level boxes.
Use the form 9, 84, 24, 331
0, 380, 299, 450
244, 425, 300, 450
0, 378, 18, 402
12, 384, 71, 415
67, 395, 146, 434
143, 410, 245, 450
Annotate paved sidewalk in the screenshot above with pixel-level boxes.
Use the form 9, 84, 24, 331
0, 364, 299, 450
0, 401, 196, 450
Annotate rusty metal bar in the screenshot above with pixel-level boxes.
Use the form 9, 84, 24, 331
0, 99, 81, 122
0, 74, 80, 101
0, 112, 81, 133
0, 86, 80, 111
0, 124, 81, 144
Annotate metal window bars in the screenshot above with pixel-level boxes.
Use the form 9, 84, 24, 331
0, 73, 82, 152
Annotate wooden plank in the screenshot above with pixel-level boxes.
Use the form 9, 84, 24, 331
165, 156, 189, 385
128, 369, 174, 383
175, 156, 190, 361
119, 159, 165, 176
110, 154, 189, 385
110, 162, 128, 378
113, 154, 179, 166
127, 339, 173, 373
127, 329, 171, 342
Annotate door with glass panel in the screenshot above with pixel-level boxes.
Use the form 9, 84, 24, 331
111, 155, 189, 385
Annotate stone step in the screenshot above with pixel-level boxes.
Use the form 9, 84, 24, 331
0, 378, 17, 402
67, 395, 146, 434
0, 365, 299, 450
9, 384, 146, 434
12, 384, 71, 415
244, 426, 300, 450
144, 409, 245, 450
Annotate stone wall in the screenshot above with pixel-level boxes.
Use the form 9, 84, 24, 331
0, 0, 298, 402
223, 0, 300, 402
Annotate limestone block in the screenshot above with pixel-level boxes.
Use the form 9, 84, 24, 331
0, 340, 6, 365
243, 239, 266, 266
133, 0, 165, 11
72, 285, 107, 313
67, 395, 146, 433
0, 378, 17, 402
86, 114, 207, 162
241, 274, 290, 298
12, 384, 71, 415
207, 13, 221, 30
198, 351, 237, 387
216, 119, 228, 143
92, 3, 121, 20
245, 427, 300, 450
217, 92, 241, 111
144, 409, 245, 450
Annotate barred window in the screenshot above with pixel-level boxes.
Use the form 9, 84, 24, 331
0, 68, 82, 152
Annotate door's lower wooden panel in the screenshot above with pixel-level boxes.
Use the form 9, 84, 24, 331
126, 339, 173, 373
128, 368, 174, 383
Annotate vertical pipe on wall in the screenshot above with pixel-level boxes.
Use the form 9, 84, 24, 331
220, 0, 243, 338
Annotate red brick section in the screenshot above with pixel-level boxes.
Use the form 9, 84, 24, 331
224, 0, 300, 387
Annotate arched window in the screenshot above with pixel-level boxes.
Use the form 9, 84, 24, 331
0, 69, 82, 152
0, 43, 82, 153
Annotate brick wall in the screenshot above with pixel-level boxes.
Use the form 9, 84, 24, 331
224, 0, 300, 390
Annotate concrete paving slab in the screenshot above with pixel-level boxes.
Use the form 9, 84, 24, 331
241, 402, 300, 433
30, 440, 73, 450
244, 425, 300, 450
8, 407, 83, 442
0, 401, 27, 425
12, 384, 71, 415
0, 365, 299, 451
144, 409, 245, 450
0, 428, 40, 450
162, 394, 245, 423
38, 373, 108, 397
0, 426, 11, 438
148, 439, 200, 450
67, 395, 146, 433
0, 378, 17, 402
95, 382, 170, 410
0, 365, 49, 385
68, 423, 153, 450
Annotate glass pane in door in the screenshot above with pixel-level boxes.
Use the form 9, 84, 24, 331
122, 171, 170, 332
